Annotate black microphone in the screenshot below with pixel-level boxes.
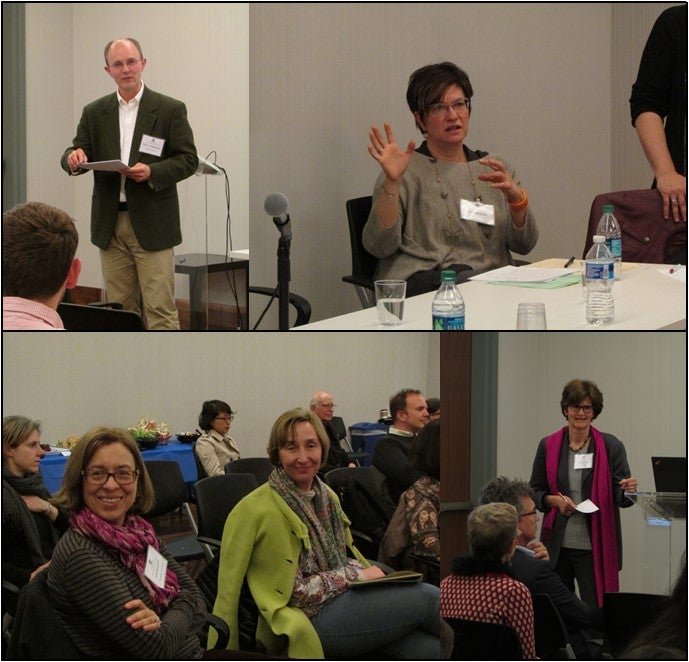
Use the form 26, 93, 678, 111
264, 193, 292, 241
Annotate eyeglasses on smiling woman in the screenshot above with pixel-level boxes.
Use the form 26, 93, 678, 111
82, 468, 139, 485
568, 405, 593, 414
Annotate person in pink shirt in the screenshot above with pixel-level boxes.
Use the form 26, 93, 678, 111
2, 202, 81, 330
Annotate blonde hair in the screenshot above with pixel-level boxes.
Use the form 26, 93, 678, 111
266, 408, 330, 468
468, 502, 519, 560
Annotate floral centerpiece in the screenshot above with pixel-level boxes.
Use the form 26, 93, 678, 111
128, 417, 171, 445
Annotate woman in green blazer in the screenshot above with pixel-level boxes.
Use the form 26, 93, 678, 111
209, 408, 440, 659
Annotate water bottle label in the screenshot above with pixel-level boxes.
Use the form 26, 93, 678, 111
606, 238, 622, 259
585, 261, 613, 280
433, 315, 465, 330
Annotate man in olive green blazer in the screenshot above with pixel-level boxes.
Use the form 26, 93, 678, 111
61, 37, 197, 329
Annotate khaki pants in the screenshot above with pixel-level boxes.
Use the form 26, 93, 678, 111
100, 212, 180, 330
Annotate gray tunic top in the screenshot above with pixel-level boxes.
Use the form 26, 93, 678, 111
362, 144, 538, 281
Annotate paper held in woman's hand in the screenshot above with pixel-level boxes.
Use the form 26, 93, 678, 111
575, 499, 599, 513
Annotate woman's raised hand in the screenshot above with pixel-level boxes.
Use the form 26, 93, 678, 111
368, 123, 416, 183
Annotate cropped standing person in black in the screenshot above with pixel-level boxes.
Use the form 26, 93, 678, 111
630, 4, 687, 244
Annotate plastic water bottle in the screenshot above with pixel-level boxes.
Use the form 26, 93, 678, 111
584, 236, 615, 325
596, 204, 622, 280
432, 270, 465, 330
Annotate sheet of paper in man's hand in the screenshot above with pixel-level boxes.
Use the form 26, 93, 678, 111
78, 160, 128, 172
576, 499, 599, 513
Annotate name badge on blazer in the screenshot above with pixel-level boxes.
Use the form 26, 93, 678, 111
140, 134, 165, 157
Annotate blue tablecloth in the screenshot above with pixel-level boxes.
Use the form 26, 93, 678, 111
40, 438, 197, 494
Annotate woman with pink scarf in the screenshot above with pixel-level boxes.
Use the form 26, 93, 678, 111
529, 379, 638, 608
47, 427, 206, 658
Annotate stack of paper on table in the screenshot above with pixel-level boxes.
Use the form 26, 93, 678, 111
469, 265, 581, 288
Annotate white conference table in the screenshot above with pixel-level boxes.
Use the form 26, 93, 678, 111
295, 259, 686, 331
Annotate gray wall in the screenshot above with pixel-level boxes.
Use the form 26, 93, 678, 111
495, 332, 686, 594
16, 3, 675, 323
22, 3, 250, 296
1, 332, 440, 457
249, 2, 677, 323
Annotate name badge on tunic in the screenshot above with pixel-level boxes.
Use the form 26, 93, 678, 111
574, 453, 594, 470
145, 545, 168, 588
139, 134, 165, 157
460, 198, 495, 226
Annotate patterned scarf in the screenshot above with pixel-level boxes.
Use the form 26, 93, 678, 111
541, 425, 619, 606
269, 466, 348, 573
70, 508, 180, 611
2, 466, 56, 567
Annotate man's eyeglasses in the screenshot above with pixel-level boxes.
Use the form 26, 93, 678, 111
108, 58, 143, 70
519, 509, 539, 518
214, 415, 235, 422
569, 405, 593, 414
82, 469, 139, 485
427, 98, 471, 117
318, 403, 336, 409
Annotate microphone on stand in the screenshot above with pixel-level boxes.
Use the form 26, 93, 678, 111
264, 193, 292, 241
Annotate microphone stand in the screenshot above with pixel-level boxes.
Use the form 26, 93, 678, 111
276, 234, 291, 331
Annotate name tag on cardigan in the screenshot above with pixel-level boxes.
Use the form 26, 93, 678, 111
140, 134, 165, 157
460, 199, 495, 226
574, 453, 594, 469
145, 545, 168, 588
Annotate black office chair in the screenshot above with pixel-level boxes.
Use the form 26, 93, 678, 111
249, 285, 311, 328
407, 552, 440, 587
342, 196, 377, 309
323, 466, 395, 560
444, 617, 523, 660
224, 457, 274, 485
144, 460, 206, 563
57, 302, 146, 330
196, 553, 259, 652
532, 593, 576, 660
195, 473, 258, 561
602, 591, 670, 659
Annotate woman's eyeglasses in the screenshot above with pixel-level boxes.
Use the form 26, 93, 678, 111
214, 415, 235, 422
82, 469, 139, 485
568, 405, 593, 414
427, 98, 471, 117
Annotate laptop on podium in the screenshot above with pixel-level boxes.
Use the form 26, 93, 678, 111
650, 456, 687, 520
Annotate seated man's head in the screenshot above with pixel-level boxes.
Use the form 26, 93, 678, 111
2, 201, 80, 305
389, 388, 429, 433
309, 391, 336, 423
468, 502, 519, 563
478, 476, 540, 546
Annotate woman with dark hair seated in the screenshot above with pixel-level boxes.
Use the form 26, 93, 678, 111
364, 61, 537, 296
47, 427, 207, 658
2, 416, 68, 599
196, 399, 241, 476
378, 418, 440, 570
209, 407, 441, 659
440, 502, 536, 659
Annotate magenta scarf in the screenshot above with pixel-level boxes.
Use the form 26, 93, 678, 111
540, 426, 619, 606
70, 508, 180, 611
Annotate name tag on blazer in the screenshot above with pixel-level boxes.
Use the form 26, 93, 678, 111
140, 134, 165, 157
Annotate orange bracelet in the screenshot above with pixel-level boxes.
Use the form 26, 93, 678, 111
508, 188, 528, 211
